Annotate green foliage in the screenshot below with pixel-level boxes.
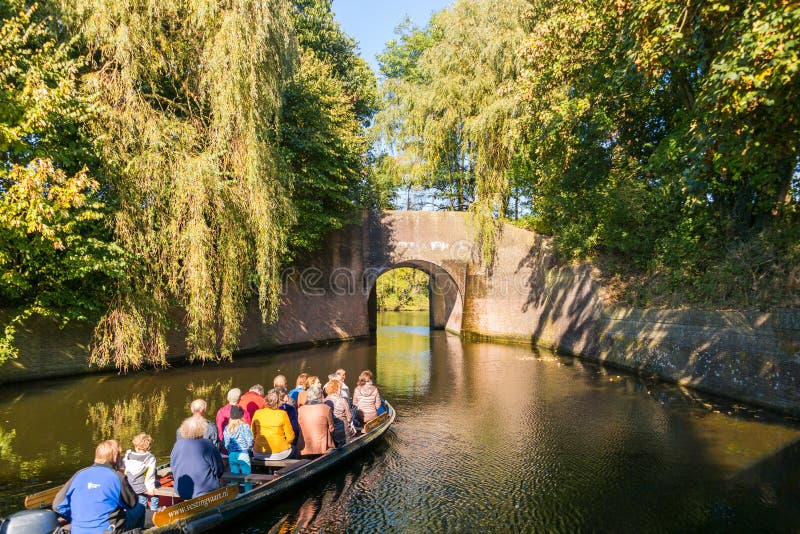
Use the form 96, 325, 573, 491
374, 0, 531, 261
376, 268, 429, 311
292, 0, 377, 123
376, 0, 799, 307
1, 0, 388, 370
0, 1, 98, 174
0, 160, 126, 362
73, 0, 297, 369
282, 49, 366, 254
0, 2, 122, 363
282, 0, 378, 257
517, 0, 800, 305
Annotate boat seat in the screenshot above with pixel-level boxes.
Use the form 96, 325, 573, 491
153, 486, 180, 498
363, 412, 388, 433
156, 466, 172, 477
274, 459, 311, 476
221, 473, 277, 483
250, 458, 306, 468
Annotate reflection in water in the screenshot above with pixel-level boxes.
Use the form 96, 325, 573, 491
376, 310, 431, 395
184, 379, 233, 407
0, 311, 799, 532
87, 389, 169, 446
0, 426, 48, 481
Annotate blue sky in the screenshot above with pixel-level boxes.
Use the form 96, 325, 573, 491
332, 0, 453, 75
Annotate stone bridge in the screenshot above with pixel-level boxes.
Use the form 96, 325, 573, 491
3, 210, 799, 417
255, 210, 580, 349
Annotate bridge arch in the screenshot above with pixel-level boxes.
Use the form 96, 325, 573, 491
366, 259, 464, 333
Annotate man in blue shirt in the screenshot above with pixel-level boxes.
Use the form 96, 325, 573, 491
53, 440, 144, 534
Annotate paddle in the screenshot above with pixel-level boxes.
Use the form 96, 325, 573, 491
24, 485, 63, 510
363, 412, 388, 434
23, 461, 170, 511
151, 485, 239, 528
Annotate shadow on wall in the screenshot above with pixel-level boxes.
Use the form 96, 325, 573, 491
514, 232, 800, 415
515, 235, 603, 358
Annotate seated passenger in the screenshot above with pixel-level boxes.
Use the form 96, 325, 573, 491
288, 373, 308, 404
336, 368, 351, 400
216, 388, 251, 442
251, 388, 295, 461
123, 433, 159, 511
54, 439, 144, 533
276, 386, 300, 443
297, 375, 321, 407
239, 384, 266, 421
175, 398, 220, 450
324, 380, 354, 446
223, 406, 254, 491
352, 370, 382, 424
273, 374, 287, 390
171, 416, 225, 500
297, 385, 335, 457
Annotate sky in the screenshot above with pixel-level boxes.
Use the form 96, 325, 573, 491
332, 0, 453, 75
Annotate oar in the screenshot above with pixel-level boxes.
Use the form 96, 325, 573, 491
23, 461, 170, 511
24, 485, 63, 510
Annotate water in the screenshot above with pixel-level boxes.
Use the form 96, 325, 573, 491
1, 311, 799, 532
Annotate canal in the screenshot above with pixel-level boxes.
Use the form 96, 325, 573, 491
1, 311, 799, 532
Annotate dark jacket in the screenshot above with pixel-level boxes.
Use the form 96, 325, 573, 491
280, 402, 300, 443
53, 462, 138, 534
170, 438, 225, 500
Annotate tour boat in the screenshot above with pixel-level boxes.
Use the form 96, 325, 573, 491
0, 402, 395, 534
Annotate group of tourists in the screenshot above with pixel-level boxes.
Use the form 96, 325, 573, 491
52, 368, 383, 533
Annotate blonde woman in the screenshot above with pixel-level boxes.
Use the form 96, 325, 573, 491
324, 380, 354, 446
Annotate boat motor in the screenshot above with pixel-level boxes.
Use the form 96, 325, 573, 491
0, 509, 59, 534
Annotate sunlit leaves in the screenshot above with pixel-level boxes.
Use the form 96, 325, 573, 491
374, 0, 531, 261
77, 0, 296, 368
0, 160, 126, 362
282, 0, 378, 257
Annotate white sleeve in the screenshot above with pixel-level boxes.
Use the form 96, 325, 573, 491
144, 455, 157, 492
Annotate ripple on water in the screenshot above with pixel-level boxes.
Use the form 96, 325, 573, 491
2, 314, 800, 532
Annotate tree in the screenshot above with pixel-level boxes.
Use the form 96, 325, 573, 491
376, 268, 429, 311
0, 161, 126, 362
72, 0, 297, 369
282, 0, 378, 257
0, 1, 122, 363
374, 0, 531, 261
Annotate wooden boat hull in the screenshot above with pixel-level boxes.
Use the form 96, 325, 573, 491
148, 401, 395, 533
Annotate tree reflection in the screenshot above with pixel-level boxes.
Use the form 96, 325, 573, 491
87, 389, 170, 447
0, 425, 49, 482
183, 378, 233, 412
